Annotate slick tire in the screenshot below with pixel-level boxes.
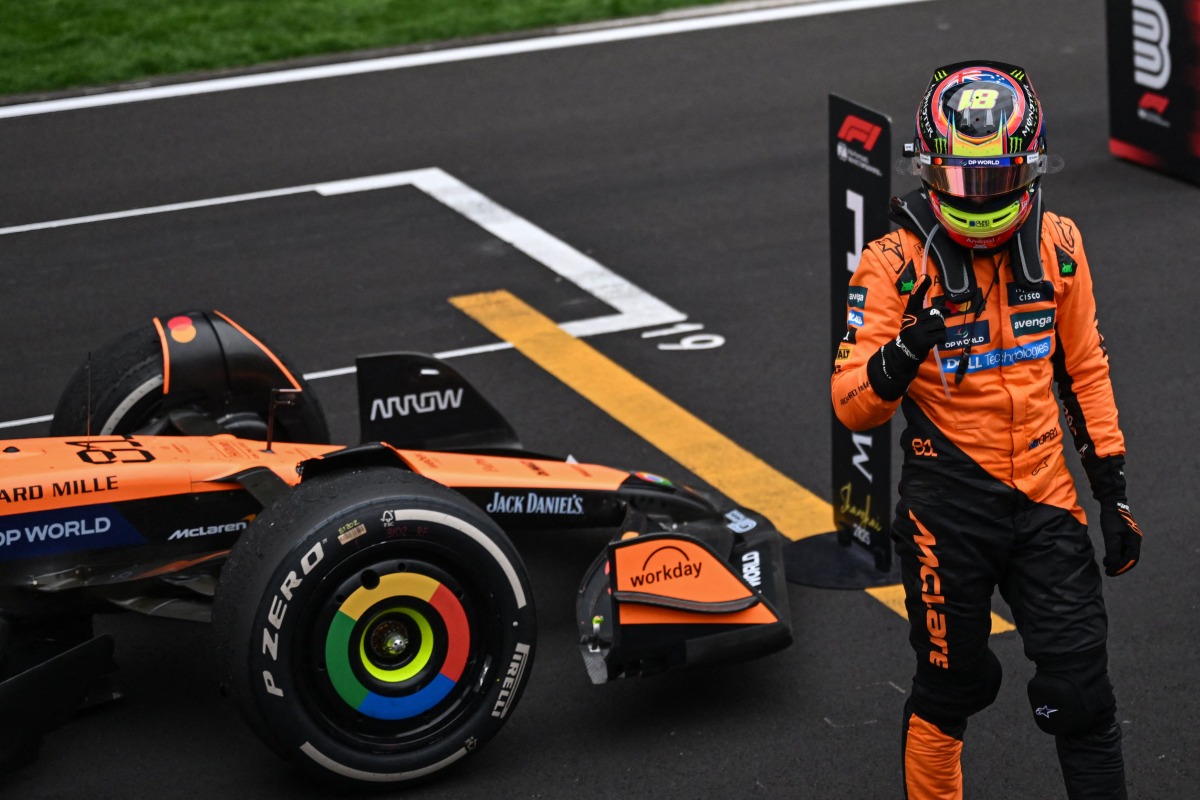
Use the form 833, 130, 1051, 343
212, 467, 536, 787
49, 318, 329, 442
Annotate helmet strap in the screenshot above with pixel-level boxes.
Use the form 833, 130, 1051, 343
890, 189, 979, 307
890, 186, 1047, 302
1007, 185, 1045, 288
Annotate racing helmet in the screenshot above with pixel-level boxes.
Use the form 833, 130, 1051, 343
908, 61, 1049, 249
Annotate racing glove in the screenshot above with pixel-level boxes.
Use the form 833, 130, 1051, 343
1083, 454, 1143, 577
867, 275, 946, 401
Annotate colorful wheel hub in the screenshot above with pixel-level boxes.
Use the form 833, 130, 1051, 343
325, 572, 469, 720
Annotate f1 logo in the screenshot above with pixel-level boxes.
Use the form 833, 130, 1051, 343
1137, 92, 1169, 114
1132, 0, 1171, 90
837, 115, 882, 151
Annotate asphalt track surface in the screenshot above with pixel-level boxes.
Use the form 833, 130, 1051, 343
1, 1, 1197, 797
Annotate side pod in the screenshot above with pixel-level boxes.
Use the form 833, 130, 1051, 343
576, 508, 792, 684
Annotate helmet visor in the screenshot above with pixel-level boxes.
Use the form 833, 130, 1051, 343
914, 152, 1046, 198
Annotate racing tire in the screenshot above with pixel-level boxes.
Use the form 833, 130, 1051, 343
212, 467, 536, 787
48, 318, 329, 442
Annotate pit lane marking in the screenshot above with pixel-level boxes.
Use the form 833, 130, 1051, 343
0, 166, 686, 430
451, 289, 832, 541
452, 289, 1018, 633
0, 168, 684, 350
866, 584, 1016, 634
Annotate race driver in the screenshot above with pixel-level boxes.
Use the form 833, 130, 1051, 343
830, 61, 1143, 799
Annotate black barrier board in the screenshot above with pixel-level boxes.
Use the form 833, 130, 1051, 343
828, 95, 894, 572
1106, 0, 1200, 185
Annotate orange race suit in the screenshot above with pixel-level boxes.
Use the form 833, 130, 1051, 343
831, 200, 1124, 516
831, 189, 1128, 800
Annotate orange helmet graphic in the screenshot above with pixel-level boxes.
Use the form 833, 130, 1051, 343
907, 61, 1051, 249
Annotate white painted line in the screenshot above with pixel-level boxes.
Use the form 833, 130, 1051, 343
301, 339, 515, 381
0, 168, 685, 429
0, 185, 314, 235
301, 366, 357, 381
400, 168, 684, 338
1, 167, 685, 338
0, 415, 52, 430
0, 0, 932, 119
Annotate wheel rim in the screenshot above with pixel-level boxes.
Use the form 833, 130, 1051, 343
301, 553, 493, 748
323, 572, 471, 721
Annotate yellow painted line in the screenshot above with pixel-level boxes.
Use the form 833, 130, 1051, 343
864, 585, 908, 618
866, 585, 1016, 634
451, 290, 832, 542
450, 289, 1015, 634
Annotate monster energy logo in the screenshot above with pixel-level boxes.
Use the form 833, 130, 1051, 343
1009, 136, 1023, 152
1010, 68, 1026, 80
931, 137, 947, 153
933, 69, 948, 80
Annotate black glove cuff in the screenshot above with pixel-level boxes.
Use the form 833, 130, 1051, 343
1082, 454, 1127, 504
867, 342, 919, 402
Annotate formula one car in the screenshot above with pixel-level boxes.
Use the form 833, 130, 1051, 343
0, 311, 792, 786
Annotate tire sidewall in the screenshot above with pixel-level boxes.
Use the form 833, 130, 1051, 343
218, 469, 535, 786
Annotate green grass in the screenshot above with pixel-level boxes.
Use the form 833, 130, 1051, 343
0, 0, 736, 97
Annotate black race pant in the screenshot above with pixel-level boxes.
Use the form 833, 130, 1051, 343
893, 472, 1126, 799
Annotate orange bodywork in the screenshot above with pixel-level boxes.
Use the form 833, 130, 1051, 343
392, 448, 630, 491
0, 435, 338, 515
0, 435, 635, 519
612, 537, 778, 626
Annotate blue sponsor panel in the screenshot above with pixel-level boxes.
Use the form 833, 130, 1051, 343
938, 321, 990, 352
0, 504, 145, 562
940, 336, 1053, 375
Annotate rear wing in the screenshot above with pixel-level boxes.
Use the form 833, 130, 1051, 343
355, 352, 520, 451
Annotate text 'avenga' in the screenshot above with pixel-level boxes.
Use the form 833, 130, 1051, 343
485, 491, 584, 515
